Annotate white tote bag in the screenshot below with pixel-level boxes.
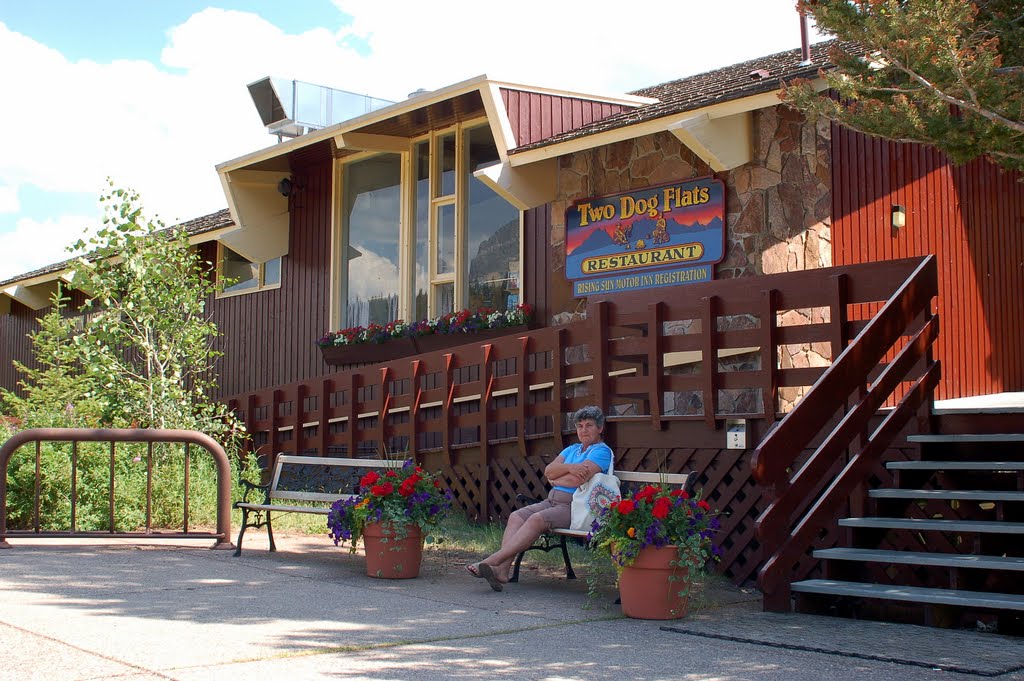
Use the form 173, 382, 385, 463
569, 459, 621, 532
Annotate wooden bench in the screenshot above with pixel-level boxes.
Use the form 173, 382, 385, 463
233, 454, 402, 556
510, 470, 696, 582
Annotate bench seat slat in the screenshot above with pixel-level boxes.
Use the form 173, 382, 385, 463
236, 502, 333, 515
269, 490, 351, 503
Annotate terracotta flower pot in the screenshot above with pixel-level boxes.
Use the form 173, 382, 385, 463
362, 522, 423, 579
618, 545, 690, 620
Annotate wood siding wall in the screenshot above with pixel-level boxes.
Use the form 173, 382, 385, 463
832, 125, 1024, 400
0, 289, 90, 397
208, 158, 335, 400
500, 88, 629, 148
522, 205, 551, 325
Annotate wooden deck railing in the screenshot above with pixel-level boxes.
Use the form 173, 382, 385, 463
226, 256, 937, 524
752, 255, 940, 610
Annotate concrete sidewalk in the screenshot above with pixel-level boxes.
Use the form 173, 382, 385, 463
1, 534, 1023, 680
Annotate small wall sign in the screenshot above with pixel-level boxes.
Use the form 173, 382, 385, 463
565, 177, 725, 296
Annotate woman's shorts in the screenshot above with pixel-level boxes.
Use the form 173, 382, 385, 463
511, 489, 573, 530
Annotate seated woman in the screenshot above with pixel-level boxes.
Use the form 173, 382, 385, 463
467, 405, 613, 592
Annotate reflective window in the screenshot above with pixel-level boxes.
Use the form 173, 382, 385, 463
465, 125, 520, 311
413, 141, 430, 321
342, 154, 402, 327
218, 244, 282, 296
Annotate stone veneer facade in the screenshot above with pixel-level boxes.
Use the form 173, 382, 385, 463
548, 104, 834, 413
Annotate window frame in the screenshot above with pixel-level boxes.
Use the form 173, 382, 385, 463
215, 242, 282, 298
330, 116, 522, 329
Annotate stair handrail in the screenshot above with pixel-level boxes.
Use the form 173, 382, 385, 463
752, 255, 940, 609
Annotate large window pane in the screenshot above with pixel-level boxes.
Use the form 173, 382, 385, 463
434, 282, 455, 316
343, 154, 402, 327
466, 126, 520, 311
436, 203, 455, 275
414, 141, 430, 321
221, 246, 258, 293
437, 132, 456, 197
263, 257, 281, 287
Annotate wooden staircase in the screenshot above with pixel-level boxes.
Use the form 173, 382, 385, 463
790, 430, 1024, 632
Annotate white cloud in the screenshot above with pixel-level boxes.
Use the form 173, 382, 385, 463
0, 1, 826, 280
0, 215, 97, 282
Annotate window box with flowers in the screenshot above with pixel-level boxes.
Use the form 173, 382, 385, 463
317, 304, 533, 366
326, 460, 452, 579
589, 484, 721, 620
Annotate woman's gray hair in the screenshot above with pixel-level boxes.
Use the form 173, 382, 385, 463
573, 405, 605, 428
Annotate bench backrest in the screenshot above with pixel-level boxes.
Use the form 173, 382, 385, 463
269, 455, 405, 504
616, 471, 693, 488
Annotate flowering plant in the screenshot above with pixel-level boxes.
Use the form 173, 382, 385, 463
317, 304, 532, 348
326, 460, 452, 551
588, 484, 721, 576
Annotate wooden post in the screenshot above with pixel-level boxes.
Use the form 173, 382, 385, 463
516, 335, 529, 456
701, 296, 720, 429
591, 300, 610, 414
648, 301, 665, 430
760, 289, 778, 420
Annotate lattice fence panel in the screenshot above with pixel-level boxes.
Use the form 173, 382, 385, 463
488, 456, 549, 519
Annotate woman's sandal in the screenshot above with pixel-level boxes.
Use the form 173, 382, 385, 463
466, 562, 482, 578
477, 562, 504, 592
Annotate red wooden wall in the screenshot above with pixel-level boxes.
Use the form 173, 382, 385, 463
831, 125, 1024, 399
500, 88, 629, 147
207, 157, 335, 399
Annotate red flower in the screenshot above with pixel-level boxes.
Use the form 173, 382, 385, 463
651, 497, 672, 519
634, 485, 659, 502
670, 489, 689, 499
617, 499, 636, 515
697, 499, 711, 511
370, 482, 394, 496
398, 478, 417, 497
385, 470, 398, 478
360, 471, 380, 487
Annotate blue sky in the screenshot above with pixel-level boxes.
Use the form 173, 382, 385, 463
0, 1, 826, 281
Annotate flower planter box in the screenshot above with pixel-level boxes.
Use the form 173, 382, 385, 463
319, 337, 417, 366
319, 325, 530, 366
412, 325, 529, 355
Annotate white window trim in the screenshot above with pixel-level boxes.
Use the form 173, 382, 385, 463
330, 115, 521, 329
215, 242, 282, 298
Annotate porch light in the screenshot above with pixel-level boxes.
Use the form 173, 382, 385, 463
891, 204, 906, 231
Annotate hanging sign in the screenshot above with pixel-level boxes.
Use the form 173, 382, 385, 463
565, 177, 725, 296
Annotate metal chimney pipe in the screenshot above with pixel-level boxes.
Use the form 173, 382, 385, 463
799, 9, 812, 65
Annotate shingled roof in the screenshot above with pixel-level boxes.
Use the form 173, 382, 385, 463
0, 208, 233, 288
510, 39, 856, 155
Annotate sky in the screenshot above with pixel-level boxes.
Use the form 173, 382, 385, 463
0, 0, 827, 282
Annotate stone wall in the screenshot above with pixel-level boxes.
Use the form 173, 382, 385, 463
548, 104, 834, 412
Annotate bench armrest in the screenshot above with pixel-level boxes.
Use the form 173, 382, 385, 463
237, 478, 271, 505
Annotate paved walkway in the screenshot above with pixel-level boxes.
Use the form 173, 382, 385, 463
2, 533, 1023, 680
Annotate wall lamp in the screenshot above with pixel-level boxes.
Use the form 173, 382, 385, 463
278, 178, 295, 197
891, 204, 906, 231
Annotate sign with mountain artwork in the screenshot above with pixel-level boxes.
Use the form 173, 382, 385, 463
565, 177, 725, 296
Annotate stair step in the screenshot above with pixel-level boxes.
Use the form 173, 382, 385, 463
814, 547, 1024, 570
869, 489, 1024, 501
792, 580, 1024, 611
840, 517, 1024, 534
887, 460, 1024, 471
908, 433, 1024, 443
